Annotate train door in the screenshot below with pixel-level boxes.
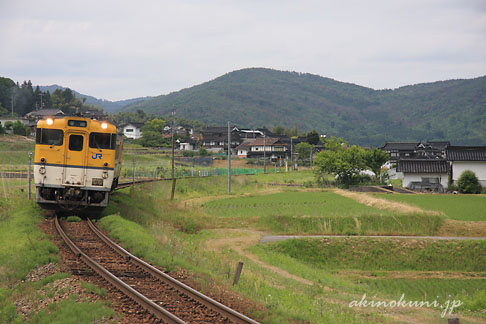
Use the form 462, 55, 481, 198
62, 131, 87, 186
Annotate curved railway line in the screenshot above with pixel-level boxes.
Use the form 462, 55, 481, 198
55, 216, 260, 324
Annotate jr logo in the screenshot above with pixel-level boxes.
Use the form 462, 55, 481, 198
92, 153, 102, 160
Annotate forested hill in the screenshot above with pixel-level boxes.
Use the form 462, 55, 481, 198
39, 85, 152, 112
123, 68, 486, 147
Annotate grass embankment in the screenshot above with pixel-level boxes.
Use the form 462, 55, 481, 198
0, 190, 116, 324
260, 237, 486, 272
205, 191, 444, 235
377, 193, 486, 221
252, 238, 486, 312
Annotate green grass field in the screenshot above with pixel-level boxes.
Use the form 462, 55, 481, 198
377, 193, 486, 221
204, 191, 444, 235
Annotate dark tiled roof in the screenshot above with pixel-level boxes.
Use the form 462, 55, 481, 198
121, 122, 145, 128
397, 159, 449, 173
382, 142, 419, 151
446, 146, 486, 161
247, 137, 283, 146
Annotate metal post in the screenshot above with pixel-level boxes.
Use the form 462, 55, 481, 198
227, 121, 231, 194
27, 152, 32, 200
131, 154, 135, 197
310, 147, 313, 168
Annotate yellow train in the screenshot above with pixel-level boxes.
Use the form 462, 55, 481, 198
34, 115, 122, 212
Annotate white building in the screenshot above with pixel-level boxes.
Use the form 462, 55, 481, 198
447, 146, 486, 187
121, 122, 144, 140
397, 159, 449, 190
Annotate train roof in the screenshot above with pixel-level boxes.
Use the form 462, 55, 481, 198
36, 116, 117, 133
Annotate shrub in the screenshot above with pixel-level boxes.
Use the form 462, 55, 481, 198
457, 170, 481, 194
198, 147, 210, 156
182, 150, 195, 157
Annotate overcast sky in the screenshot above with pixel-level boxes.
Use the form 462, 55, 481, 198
1, 0, 485, 101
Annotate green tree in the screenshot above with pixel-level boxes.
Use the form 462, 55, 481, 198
457, 170, 481, 194
295, 142, 313, 163
306, 130, 320, 145
313, 137, 367, 186
12, 121, 29, 136
363, 148, 389, 179
0, 122, 5, 134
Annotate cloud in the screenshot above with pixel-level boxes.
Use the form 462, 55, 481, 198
0, 0, 485, 100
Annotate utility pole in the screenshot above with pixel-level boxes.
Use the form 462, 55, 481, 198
27, 152, 32, 200
170, 111, 176, 200
131, 154, 135, 197
227, 121, 231, 194
39, 93, 44, 110
263, 133, 266, 173
290, 137, 293, 171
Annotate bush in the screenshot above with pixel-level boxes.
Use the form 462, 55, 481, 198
12, 121, 29, 136
198, 147, 211, 156
182, 150, 195, 157
0, 123, 5, 134
457, 170, 481, 194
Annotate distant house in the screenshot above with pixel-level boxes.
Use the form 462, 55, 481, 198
120, 122, 144, 139
201, 126, 241, 153
25, 108, 64, 121
397, 159, 449, 190
236, 141, 253, 158
382, 141, 450, 163
245, 137, 289, 160
179, 139, 197, 151
446, 146, 486, 187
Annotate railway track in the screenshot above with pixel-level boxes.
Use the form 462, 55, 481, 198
55, 216, 259, 324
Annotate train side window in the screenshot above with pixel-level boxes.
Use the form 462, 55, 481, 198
69, 135, 84, 151
89, 133, 116, 150
36, 128, 64, 146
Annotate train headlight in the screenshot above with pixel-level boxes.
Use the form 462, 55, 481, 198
46, 118, 53, 125
101, 122, 108, 129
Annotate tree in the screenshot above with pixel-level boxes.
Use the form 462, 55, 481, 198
141, 118, 165, 133
313, 137, 367, 186
457, 170, 481, 194
12, 121, 29, 136
198, 147, 211, 156
363, 148, 389, 179
306, 130, 320, 145
295, 142, 313, 163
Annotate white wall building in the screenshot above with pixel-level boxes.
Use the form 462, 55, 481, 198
121, 122, 144, 140
447, 146, 486, 187
397, 159, 449, 189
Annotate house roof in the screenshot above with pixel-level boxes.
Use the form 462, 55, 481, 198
446, 146, 486, 161
25, 109, 64, 118
382, 142, 419, 151
247, 137, 285, 146
397, 159, 449, 173
236, 139, 255, 150
121, 122, 145, 128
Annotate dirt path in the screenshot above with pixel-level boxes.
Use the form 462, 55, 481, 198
205, 229, 315, 286
334, 189, 442, 215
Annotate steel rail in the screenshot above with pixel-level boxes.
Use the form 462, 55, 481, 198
87, 218, 261, 324
55, 216, 186, 324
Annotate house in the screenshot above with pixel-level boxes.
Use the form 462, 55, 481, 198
201, 126, 241, 153
236, 141, 252, 158
120, 122, 144, 139
179, 139, 197, 151
446, 146, 486, 187
397, 159, 449, 190
24, 108, 64, 121
381, 142, 419, 162
245, 137, 289, 160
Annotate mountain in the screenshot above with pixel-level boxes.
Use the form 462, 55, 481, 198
38, 85, 151, 112
123, 68, 486, 147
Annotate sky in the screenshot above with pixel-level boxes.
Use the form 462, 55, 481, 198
1, 0, 485, 101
